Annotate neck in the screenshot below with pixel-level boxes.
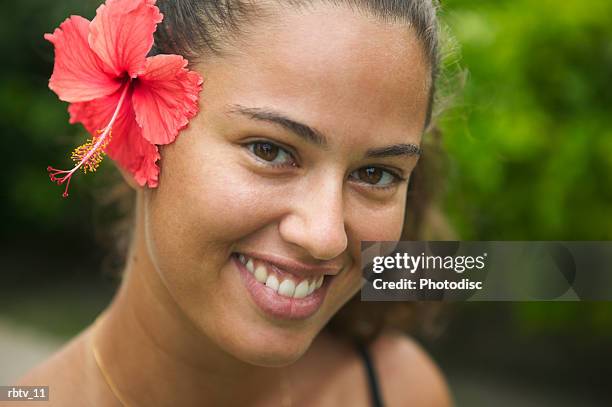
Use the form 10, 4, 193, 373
92, 190, 283, 406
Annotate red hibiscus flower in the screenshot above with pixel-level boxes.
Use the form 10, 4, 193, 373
45, 0, 203, 197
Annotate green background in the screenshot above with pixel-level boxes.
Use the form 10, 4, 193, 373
1, 0, 610, 405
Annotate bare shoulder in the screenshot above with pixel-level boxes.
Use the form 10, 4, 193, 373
17, 333, 81, 382
369, 332, 453, 407
15, 328, 112, 407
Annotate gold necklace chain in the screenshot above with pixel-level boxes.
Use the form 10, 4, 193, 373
90, 315, 131, 407
90, 314, 293, 407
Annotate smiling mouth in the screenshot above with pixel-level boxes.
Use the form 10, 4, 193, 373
234, 253, 326, 299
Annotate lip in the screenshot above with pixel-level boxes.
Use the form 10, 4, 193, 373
232, 254, 332, 320
239, 251, 343, 280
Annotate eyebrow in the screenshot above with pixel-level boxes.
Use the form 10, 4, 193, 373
228, 104, 326, 146
365, 144, 421, 158
227, 104, 421, 158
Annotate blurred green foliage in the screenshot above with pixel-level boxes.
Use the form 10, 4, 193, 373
439, 0, 612, 241
0, 0, 610, 357
0, 0, 102, 237
437, 0, 612, 338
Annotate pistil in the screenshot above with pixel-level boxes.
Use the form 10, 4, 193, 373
48, 83, 131, 197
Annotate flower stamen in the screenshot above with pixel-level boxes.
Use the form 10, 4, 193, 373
48, 84, 130, 197
71, 129, 113, 173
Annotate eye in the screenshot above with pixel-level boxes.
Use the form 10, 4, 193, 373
350, 166, 403, 188
246, 141, 296, 167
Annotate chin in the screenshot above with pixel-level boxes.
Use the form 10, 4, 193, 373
213, 321, 320, 367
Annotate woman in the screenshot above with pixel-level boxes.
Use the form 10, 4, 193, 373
19, 0, 451, 405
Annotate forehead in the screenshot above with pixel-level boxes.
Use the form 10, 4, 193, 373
201, 4, 431, 147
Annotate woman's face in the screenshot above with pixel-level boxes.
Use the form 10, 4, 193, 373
142, 5, 430, 366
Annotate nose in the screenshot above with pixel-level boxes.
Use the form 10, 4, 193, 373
278, 175, 348, 261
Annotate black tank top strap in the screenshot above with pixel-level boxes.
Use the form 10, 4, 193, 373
355, 342, 385, 407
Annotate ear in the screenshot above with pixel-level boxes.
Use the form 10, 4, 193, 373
115, 163, 141, 190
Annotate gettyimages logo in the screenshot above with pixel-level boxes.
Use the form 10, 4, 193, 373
371, 251, 487, 274
360, 241, 612, 301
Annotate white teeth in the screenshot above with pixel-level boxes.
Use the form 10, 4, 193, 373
241, 254, 328, 298
254, 265, 268, 283
307, 280, 316, 295
265, 275, 279, 291
246, 258, 254, 273
293, 280, 309, 298
278, 279, 296, 297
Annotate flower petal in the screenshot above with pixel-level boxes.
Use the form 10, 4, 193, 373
69, 87, 160, 187
107, 110, 161, 188
132, 54, 203, 145
88, 0, 162, 78
45, 16, 121, 103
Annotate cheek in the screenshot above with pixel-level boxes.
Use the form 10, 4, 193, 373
148, 134, 259, 244
336, 197, 406, 296
142, 133, 293, 292
347, 198, 407, 244
142, 137, 285, 333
